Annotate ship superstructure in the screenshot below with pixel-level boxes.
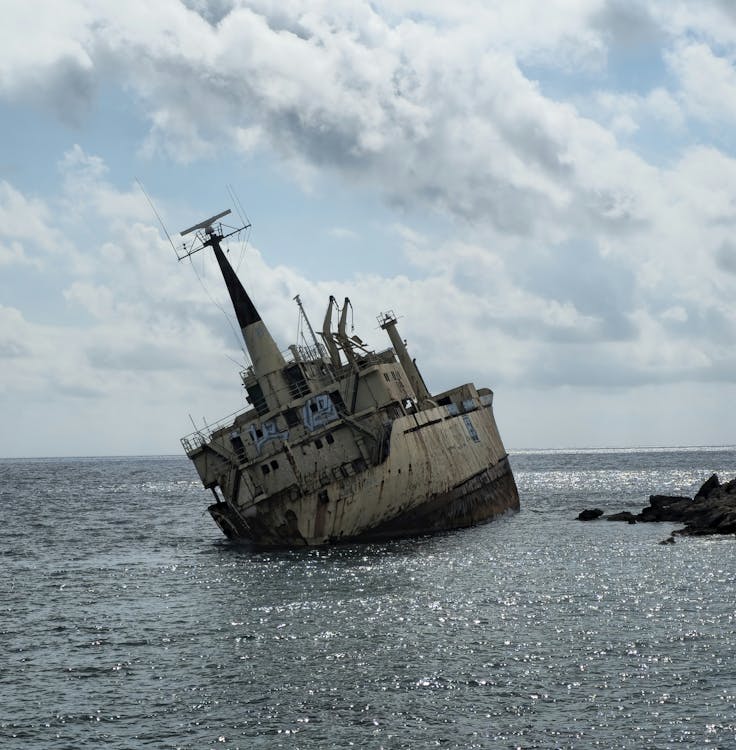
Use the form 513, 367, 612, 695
179, 211, 519, 546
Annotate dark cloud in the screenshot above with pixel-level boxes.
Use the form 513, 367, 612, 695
524, 345, 720, 389
274, 108, 369, 171
484, 313, 604, 344
498, 117, 573, 181
591, 0, 662, 48
716, 240, 736, 274
182, 0, 236, 26
87, 342, 196, 372
513, 240, 638, 341
0, 340, 29, 358
711, 0, 736, 22
38, 54, 96, 127
659, 303, 736, 344
56, 382, 106, 398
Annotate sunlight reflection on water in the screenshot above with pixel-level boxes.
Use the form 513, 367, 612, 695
1, 449, 735, 748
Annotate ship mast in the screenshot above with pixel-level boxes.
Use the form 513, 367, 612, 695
293, 293, 323, 357
378, 310, 431, 403
179, 210, 288, 412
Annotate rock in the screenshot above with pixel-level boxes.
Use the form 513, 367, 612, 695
659, 536, 675, 545
649, 494, 692, 508
613, 474, 736, 538
678, 526, 719, 537
694, 473, 719, 500
722, 477, 736, 495
577, 508, 604, 521
639, 497, 693, 523
606, 511, 637, 523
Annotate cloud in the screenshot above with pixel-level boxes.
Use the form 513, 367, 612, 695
0, 3, 623, 237
0, 2, 95, 122
0, 240, 43, 270
594, 88, 685, 136
666, 42, 736, 124
327, 227, 358, 240
2, 2, 736, 452
591, 0, 661, 49
0, 181, 63, 256
0, 150, 249, 430
655, 0, 736, 48
716, 241, 736, 274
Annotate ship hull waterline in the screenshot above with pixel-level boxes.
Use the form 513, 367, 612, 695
207, 455, 519, 548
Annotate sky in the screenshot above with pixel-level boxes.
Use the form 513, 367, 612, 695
1, 0, 736, 457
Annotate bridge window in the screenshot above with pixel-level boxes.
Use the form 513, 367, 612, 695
284, 408, 300, 427
247, 383, 269, 416
284, 363, 310, 399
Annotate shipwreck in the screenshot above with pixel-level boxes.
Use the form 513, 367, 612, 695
179, 210, 519, 547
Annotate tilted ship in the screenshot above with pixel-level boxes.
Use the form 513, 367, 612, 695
179, 210, 519, 547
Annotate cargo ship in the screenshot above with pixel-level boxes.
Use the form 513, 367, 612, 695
179, 210, 519, 547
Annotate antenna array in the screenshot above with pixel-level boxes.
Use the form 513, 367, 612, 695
176, 209, 251, 261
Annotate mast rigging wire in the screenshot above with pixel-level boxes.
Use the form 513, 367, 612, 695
135, 178, 178, 257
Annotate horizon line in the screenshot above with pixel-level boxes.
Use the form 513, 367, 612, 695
2, 444, 735, 461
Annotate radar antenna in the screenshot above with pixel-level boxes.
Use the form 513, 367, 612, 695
177, 209, 251, 260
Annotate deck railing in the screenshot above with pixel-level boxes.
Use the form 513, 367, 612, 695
180, 408, 251, 454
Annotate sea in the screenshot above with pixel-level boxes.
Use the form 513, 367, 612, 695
2, 447, 735, 750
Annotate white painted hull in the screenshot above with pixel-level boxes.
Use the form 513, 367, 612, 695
204, 402, 519, 547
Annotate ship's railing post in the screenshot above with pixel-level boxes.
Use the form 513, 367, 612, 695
180, 407, 255, 452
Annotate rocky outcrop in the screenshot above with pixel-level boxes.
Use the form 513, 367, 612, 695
576, 474, 736, 536
640, 474, 736, 535
577, 508, 604, 521
695, 473, 720, 500
606, 511, 637, 523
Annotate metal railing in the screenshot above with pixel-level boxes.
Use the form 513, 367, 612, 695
180, 407, 252, 453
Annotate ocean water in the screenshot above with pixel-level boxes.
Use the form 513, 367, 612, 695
2, 447, 736, 749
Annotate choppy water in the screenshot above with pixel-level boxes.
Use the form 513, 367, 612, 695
2, 447, 736, 749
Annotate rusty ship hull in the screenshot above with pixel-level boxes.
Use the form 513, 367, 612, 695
190, 399, 519, 547
178, 210, 519, 548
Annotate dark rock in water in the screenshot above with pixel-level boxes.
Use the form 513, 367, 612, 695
613, 474, 736, 538
678, 508, 736, 536
578, 508, 604, 521
695, 473, 719, 500
606, 511, 637, 523
639, 497, 693, 523
659, 536, 675, 545
723, 477, 736, 494
649, 494, 692, 509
